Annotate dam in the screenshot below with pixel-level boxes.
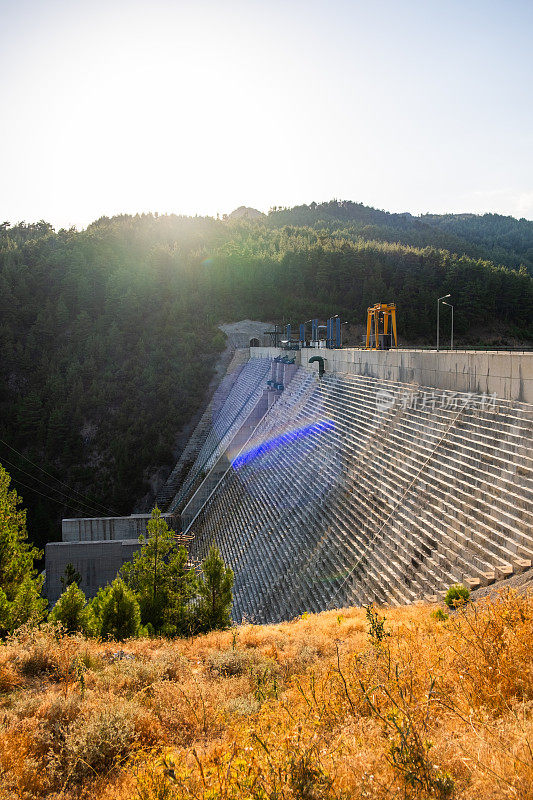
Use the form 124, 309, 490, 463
45, 342, 533, 620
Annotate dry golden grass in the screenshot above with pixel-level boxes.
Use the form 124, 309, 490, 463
0, 590, 531, 799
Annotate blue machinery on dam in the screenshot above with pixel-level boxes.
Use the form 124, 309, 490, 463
268, 315, 344, 350
276, 305, 396, 351
286, 316, 343, 349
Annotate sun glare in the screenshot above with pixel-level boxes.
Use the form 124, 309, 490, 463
1, 0, 532, 226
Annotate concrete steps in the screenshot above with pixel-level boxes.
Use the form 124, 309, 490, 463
187, 362, 533, 623
167, 356, 272, 511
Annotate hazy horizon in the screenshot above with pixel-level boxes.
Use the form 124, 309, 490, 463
4, 198, 533, 234
1, 0, 532, 229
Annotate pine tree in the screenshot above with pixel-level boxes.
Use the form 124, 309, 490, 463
9, 574, 47, 631
86, 585, 109, 637
60, 563, 82, 591
194, 544, 233, 632
99, 578, 141, 640
0, 589, 11, 634
120, 507, 197, 635
0, 464, 43, 619
50, 582, 89, 633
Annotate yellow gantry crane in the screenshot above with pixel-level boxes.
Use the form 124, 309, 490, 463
365, 303, 398, 350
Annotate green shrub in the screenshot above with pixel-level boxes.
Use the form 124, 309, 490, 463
99, 579, 141, 640
365, 603, 389, 643
444, 583, 470, 608
9, 575, 47, 631
49, 582, 89, 633
431, 608, 449, 622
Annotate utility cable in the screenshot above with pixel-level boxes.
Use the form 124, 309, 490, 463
3, 471, 109, 517
0, 436, 118, 516
0, 452, 113, 519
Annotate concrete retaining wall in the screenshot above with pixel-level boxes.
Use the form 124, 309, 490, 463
61, 513, 179, 542
251, 348, 533, 404
45, 539, 141, 604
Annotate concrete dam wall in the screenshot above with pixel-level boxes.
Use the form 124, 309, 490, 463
185, 350, 532, 623
47, 347, 533, 617
252, 347, 533, 404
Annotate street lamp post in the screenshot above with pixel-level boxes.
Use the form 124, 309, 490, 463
331, 314, 348, 348
437, 294, 451, 351
340, 321, 348, 347
442, 301, 454, 351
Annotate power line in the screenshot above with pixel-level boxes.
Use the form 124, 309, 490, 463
1, 450, 116, 518
0, 436, 118, 514
3, 471, 107, 517
0, 436, 117, 516
0, 452, 111, 519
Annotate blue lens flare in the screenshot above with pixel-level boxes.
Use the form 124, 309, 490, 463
232, 418, 336, 471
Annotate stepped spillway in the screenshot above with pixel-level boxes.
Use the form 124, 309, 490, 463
183, 357, 533, 623
168, 356, 272, 511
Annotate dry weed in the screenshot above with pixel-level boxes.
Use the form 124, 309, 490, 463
0, 591, 531, 799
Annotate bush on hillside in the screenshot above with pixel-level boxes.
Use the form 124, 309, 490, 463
63, 704, 137, 783
49, 583, 89, 634
431, 608, 449, 622
444, 583, 470, 608
97, 579, 141, 640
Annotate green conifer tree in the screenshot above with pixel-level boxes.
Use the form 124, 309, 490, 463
9, 574, 47, 631
86, 585, 109, 637
121, 507, 197, 636
60, 563, 82, 591
0, 464, 41, 597
194, 544, 234, 632
99, 578, 141, 640
50, 582, 89, 633
0, 464, 45, 633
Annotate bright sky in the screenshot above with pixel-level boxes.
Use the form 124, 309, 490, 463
1, 0, 532, 229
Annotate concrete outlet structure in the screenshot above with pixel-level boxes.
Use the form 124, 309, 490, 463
45, 513, 178, 603
46, 540, 140, 604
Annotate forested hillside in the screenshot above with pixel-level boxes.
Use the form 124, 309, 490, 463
1, 203, 532, 551
0, 218, 226, 550
268, 200, 533, 272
